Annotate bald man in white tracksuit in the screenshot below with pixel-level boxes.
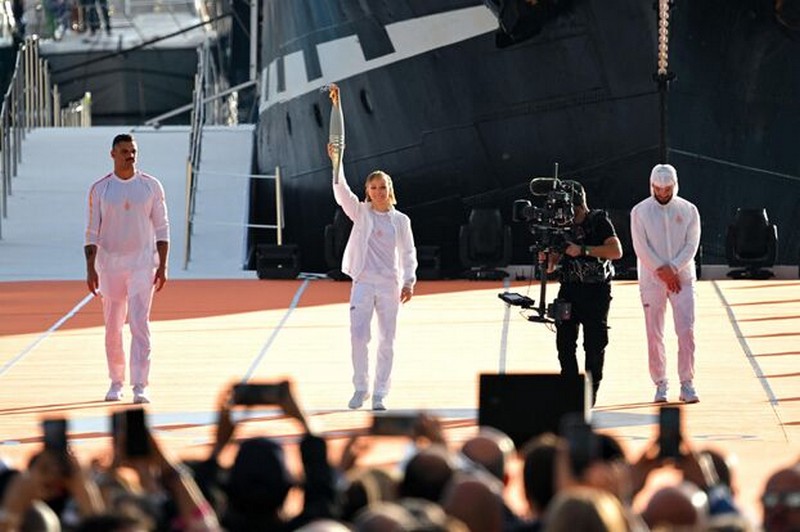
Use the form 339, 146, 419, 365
630, 164, 701, 404
85, 134, 169, 404
329, 145, 417, 412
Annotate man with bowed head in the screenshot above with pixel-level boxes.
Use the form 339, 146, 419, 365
630, 163, 701, 404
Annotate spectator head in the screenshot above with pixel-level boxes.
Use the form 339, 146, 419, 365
699, 447, 737, 494
73, 513, 146, 532
642, 482, 709, 531
295, 519, 352, 531
521, 432, 559, 516
225, 437, 294, 516
543, 486, 629, 532
460, 426, 516, 484
110, 492, 159, 531
761, 465, 800, 532
441, 472, 504, 532
354, 501, 417, 532
341, 467, 399, 522
581, 433, 633, 504
706, 513, 754, 532
355, 498, 468, 532
400, 497, 468, 531
0, 463, 19, 500
400, 444, 456, 502
28, 450, 70, 501
21, 500, 60, 532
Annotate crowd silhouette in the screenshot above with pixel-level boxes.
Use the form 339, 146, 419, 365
1, 380, 799, 531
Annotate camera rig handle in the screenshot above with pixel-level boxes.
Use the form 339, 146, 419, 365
528, 250, 555, 323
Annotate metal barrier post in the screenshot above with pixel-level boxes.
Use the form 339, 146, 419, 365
43, 61, 52, 127
53, 86, 60, 127
275, 166, 283, 245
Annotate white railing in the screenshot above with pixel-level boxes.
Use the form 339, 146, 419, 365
180, 39, 274, 270
0, 36, 91, 239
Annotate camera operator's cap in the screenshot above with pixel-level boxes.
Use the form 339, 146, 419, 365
650, 164, 678, 187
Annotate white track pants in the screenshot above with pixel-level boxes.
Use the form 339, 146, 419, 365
640, 283, 696, 385
100, 268, 155, 387
349, 279, 400, 396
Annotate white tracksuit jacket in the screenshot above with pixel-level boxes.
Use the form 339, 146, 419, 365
333, 164, 417, 396
630, 192, 700, 385
85, 171, 169, 388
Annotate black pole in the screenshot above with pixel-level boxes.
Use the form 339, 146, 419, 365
653, 0, 676, 164
658, 75, 669, 163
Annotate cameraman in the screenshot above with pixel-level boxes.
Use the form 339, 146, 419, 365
543, 183, 622, 406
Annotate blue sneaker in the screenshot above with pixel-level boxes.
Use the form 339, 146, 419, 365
679, 382, 699, 403
348, 390, 370, 409
654, 381, 668, 403
372, 395, 386, 411
105, 382, 123, 401
133, 384, 150, 404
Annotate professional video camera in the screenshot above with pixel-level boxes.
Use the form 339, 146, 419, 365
500, 165, 579, 324
511, 175, 583, 253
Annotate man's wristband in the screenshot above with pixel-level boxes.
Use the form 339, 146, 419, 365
581, 245, 589, 257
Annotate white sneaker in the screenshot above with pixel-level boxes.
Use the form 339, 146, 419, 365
372, 395, 386, 411
679, 382, 699, 404
654, 381, 668, 403
105, 382, 123, 402
133, 385, 150, 404
348, 390, 369, 409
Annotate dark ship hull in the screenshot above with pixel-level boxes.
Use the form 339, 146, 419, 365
249, 0, 800, 275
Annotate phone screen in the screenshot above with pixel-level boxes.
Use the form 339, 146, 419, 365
232, 382, 287, 405
125, 408, 151, 457
43, 418, 68, 453
658, 406, 682, 459
110, 411, 123, 448
370, 414, 417, 436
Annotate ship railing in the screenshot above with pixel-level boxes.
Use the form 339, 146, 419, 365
180, 38, 262, 269
122, 0, 203, 17
1, 36, 91, 238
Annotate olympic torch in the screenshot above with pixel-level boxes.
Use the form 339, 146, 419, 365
327, 83, 345, 184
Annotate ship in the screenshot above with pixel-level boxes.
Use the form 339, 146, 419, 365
244, 0, 800, 278
17, 0, 235, 124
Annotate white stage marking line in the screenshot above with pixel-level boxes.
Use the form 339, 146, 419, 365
0, 293, 96, 378
711, 280, 779, 406
241, 279, 311, 382
499, 278, 512, 374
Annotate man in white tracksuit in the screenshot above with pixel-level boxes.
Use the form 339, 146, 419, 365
630, 164, 701, 403
85, 133, 170, 404
327, 140, 417, 412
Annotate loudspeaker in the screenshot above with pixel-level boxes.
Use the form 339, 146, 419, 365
417, 245, 442, 280
256, 244, 300, 279
478, 373, 590, 449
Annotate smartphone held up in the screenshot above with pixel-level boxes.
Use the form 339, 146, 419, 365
231, 381, 290, 406
42, 418, 68, 454
658, 405, 682, 460
110, 407, 152, 458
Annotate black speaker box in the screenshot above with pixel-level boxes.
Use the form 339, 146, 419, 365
417, 245, 442, 280
478, 372, 590, 449
256, 244, 300, 279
